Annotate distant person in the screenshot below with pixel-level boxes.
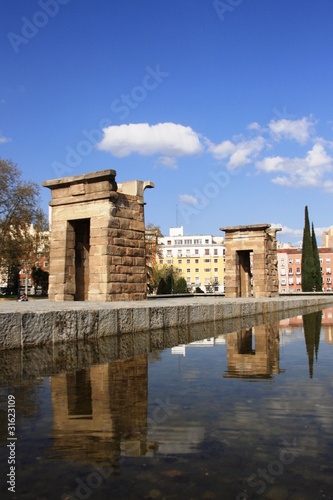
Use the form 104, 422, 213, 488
18, 294, 28, 302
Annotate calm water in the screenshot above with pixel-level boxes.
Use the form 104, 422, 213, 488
0, 307, 333, 500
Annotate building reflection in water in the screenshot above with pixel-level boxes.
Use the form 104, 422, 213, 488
50, 356, 148, 463
48, 310, 332, 463
224, 323, 281, 379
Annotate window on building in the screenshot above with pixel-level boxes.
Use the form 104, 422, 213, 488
195, 249, 199, 255
327, 267, 331, 274
214, 258, 218, 263
194, 239, 202, 245
280, 269, 286, 275
167, 240, 171, 245
296, 278, 301, 285
295, 258, 300, 264
289, 258, 293, 264
327, 277, 332, 284
205, 239, 209, 244
167, 260, 173, 265
288, 269, 293, 275
296, 268, 301, 274
178, 259, 182, 264
186, 259, 190, 264
205, 249, 210, 255
326, 257, 331, 263
288, 278, 293, 285
175, 240, 183, 245
185, 239, 192, 245
204, 258, 211, 263
187, 269, 190, 273
214, 268, 218, 272
204, 268, 211, 272
195, 259, 199, 264
214, 249, 218, 255
195, 268, 199, 273
281, 279, 286, 285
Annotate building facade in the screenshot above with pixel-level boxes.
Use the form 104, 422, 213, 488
277, 247, 333, 293
158, 227, 225, 293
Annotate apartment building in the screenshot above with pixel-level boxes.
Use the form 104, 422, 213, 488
277, 247, 333, 293
158, 227, 225, 293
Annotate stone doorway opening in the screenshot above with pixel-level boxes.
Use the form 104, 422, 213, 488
221, 224, 280, 298
237, 250, 253, 297
69, 218, 90, 301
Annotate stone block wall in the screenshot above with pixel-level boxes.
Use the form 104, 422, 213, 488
43, 170, 154, 302
221, 224, 281, 298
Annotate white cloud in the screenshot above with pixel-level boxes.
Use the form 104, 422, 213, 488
268, 117, 314, 144
272, 224, 330, 239
155, 156, 178, 169
179, 194, 198, 205
256, 143, 333, 188
97, 122, 203, 157
272, 224, 303, 237
208, 136, 265, 169
0, 135, 11, 144
247, 122, 261, 131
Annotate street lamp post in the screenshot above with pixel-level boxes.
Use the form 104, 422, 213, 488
16, 263, 21, 297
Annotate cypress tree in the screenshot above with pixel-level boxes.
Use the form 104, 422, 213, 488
156, 277, 168, 295
301, 206, 315, 291
311, 223, 322, 292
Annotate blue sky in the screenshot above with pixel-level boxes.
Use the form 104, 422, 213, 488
1, 0, 333, 244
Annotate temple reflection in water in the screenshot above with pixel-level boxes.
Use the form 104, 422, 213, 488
50, 356, 148, 463
224, 323, 280, 379
48, 322, 283, 463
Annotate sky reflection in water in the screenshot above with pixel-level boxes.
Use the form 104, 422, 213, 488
0, 307, 333, 500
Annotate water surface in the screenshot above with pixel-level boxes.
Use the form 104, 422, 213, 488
0, 307, 333, 500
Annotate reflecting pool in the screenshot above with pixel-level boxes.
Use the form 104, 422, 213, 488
0, 307, 333, 500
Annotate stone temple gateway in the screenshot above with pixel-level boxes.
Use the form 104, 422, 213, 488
221, 224, 280, 298
43, 170, 154, 302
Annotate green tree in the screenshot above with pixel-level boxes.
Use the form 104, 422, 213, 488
0, 159, 41, 289
156, 277, 169, 295
312, 223, 322, 292
31, 267, 49, 295
173, 276, 189, 293
301, 206, 315, 291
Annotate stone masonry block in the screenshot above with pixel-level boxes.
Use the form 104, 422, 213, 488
118, 308, 133, 334
97, 309, 118, 336
76, 310, 99, 340
132, 308, 149, 332
53, 310, 78, 343
21, 312, 54, 347
0, 313, 21, 350
149, 307, 164, 329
